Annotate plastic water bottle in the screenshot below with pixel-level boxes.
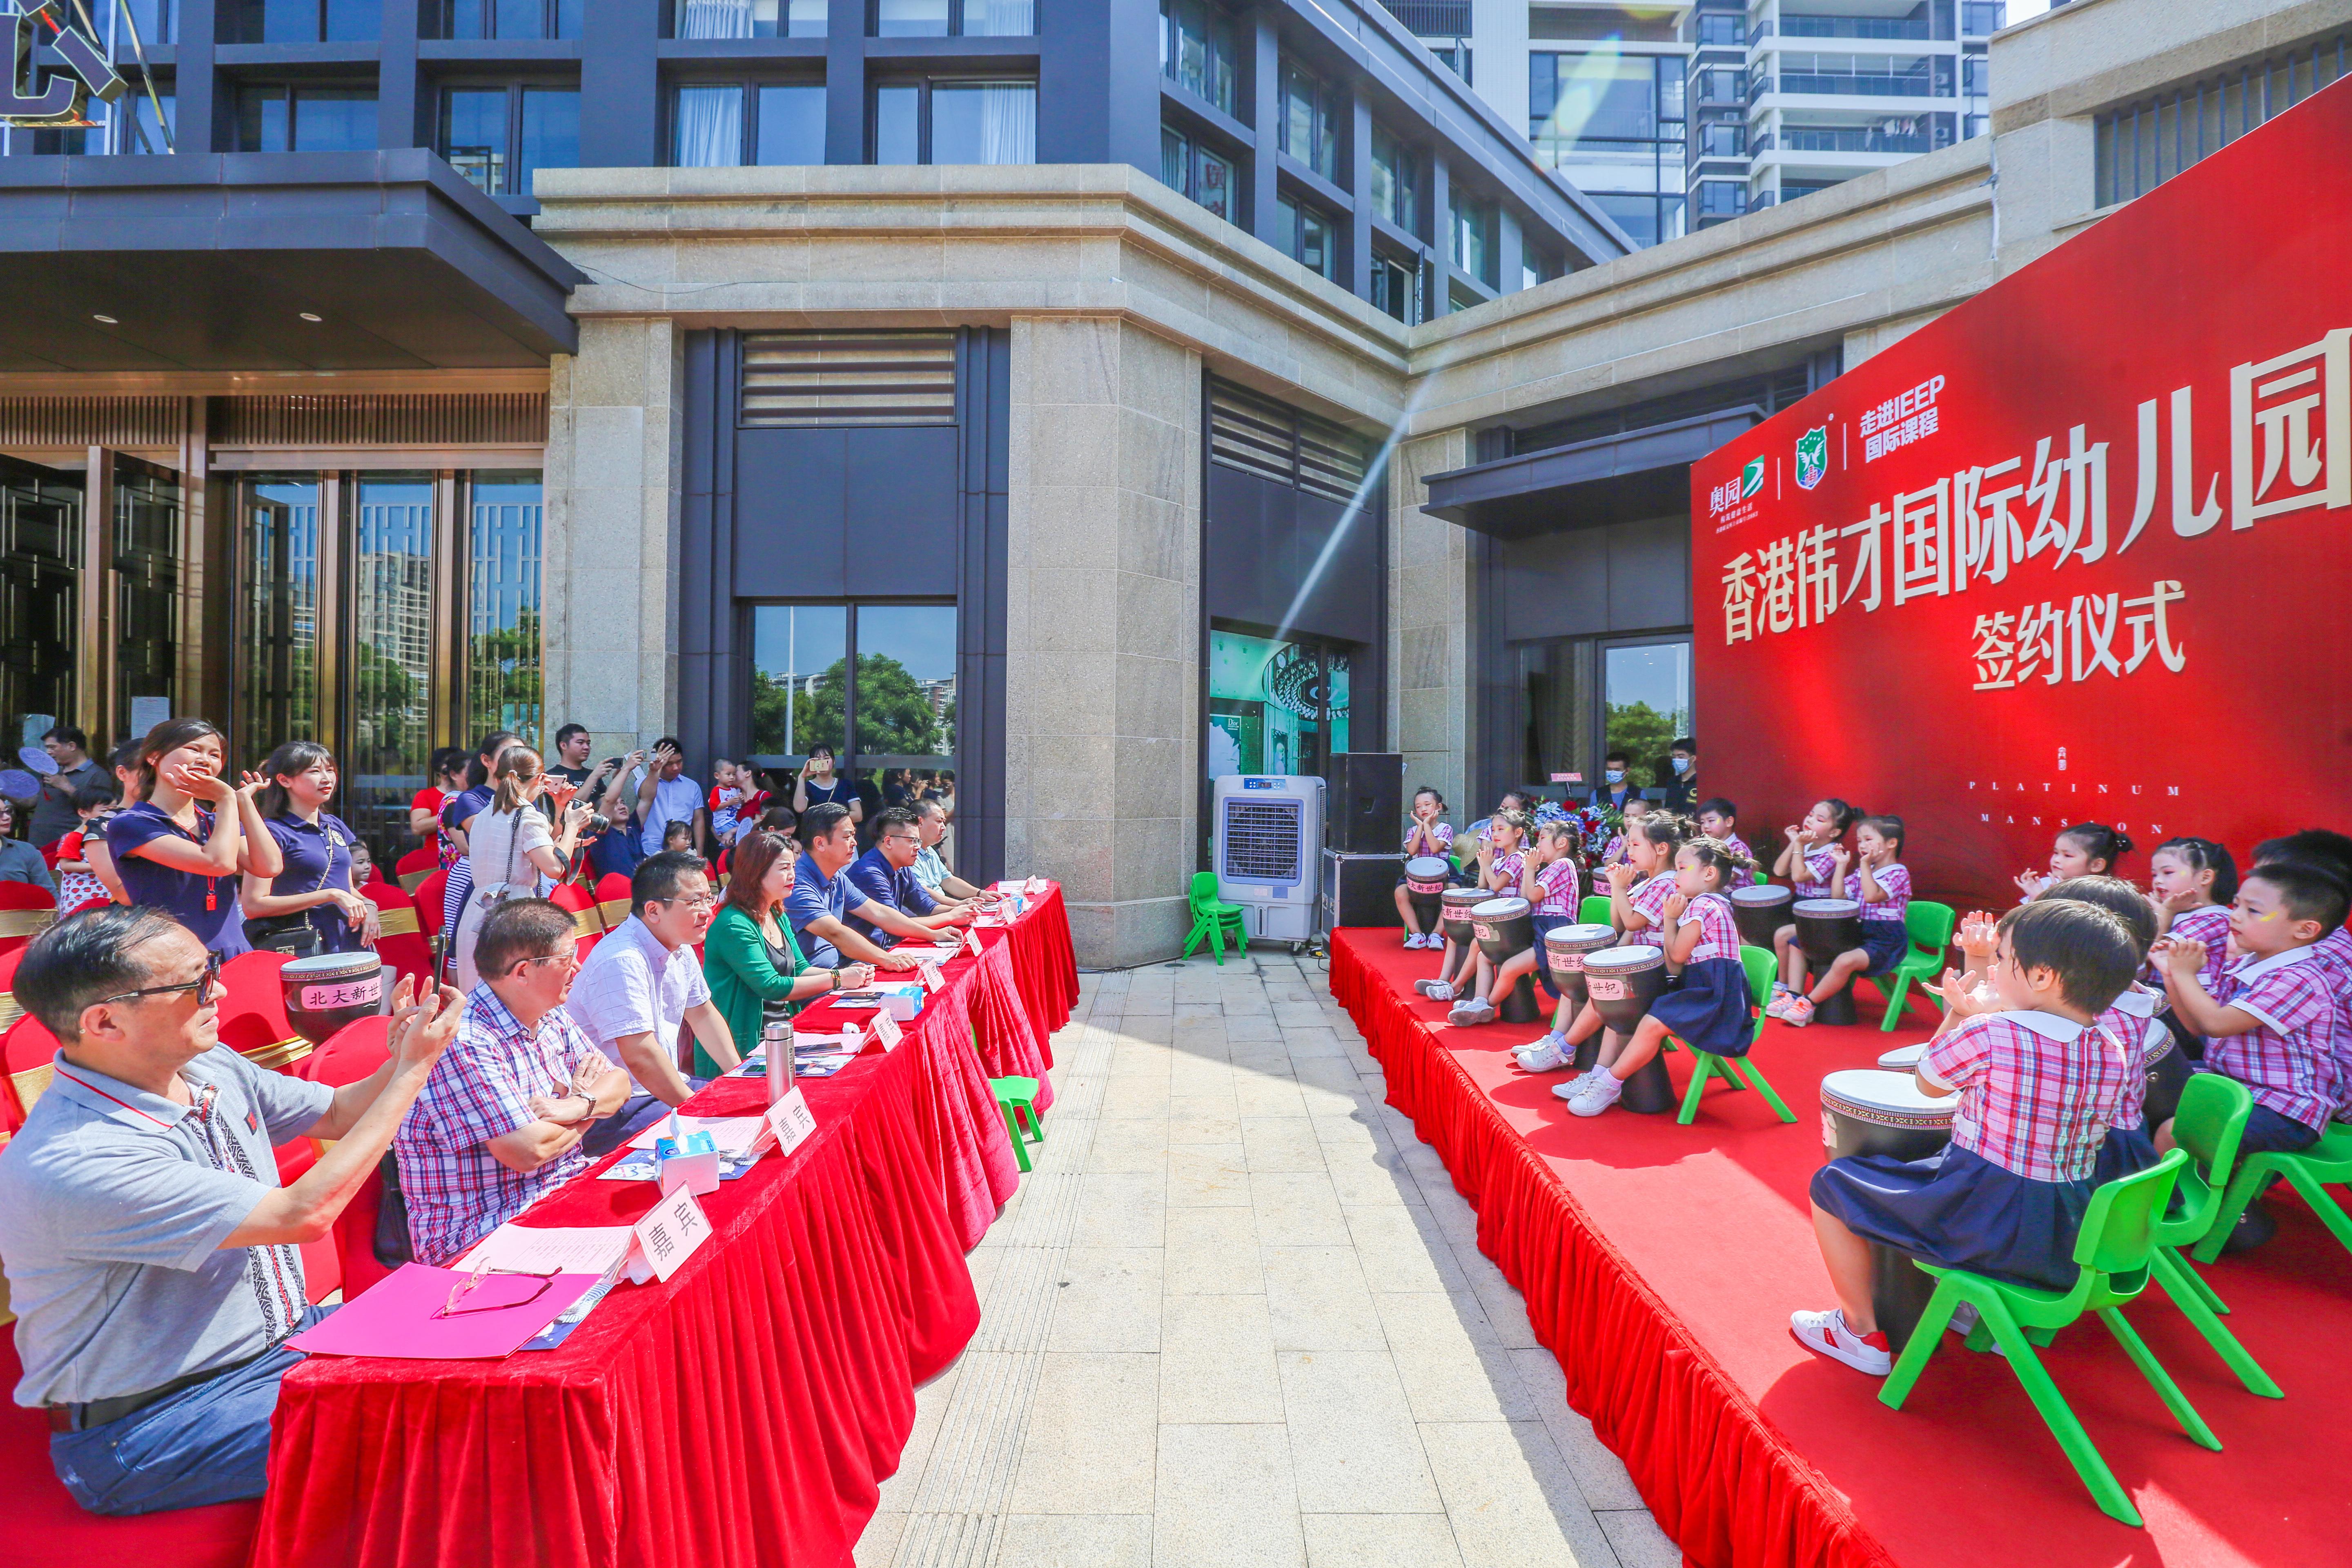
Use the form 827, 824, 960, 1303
762, 1018, 793, 1100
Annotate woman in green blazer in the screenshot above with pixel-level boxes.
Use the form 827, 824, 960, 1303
699, 829, 873, 1075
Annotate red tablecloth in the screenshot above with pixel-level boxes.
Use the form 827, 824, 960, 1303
248, 888, 1079, 1568
997, 884, 1081, 1042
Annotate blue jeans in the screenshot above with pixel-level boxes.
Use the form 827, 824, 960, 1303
50, 1305, 334, 1516
580, 1083, 710, 1158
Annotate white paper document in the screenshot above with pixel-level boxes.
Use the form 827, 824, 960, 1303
624, 1114, 769, 1155
454, 1223, 635, 1277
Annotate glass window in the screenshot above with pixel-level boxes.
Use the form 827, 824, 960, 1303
117, 91, 175, 154
1370, 253, 1417, 324
929, 82, 1034, 164
518, 87, 578, 189
671, 0, 821, 36
1160, 0, 1235, 116
750, 605, 849, 757
238, 476, 322, 771
469, 473, 543, 751
1279, 62, 1336, 180
1207, 627, 1350, 781
674, 84, 744, 166
756, 83, 826, 165
960, 0, 1030, 33
441, 88, 508, 196
1602, 639, 1690, 789
114, 459, 180, 735
350, 474, 436, 857
294, 87, 376, 151
873, 83, 919, 163
875, 0, 946, 33
1160, 127, 1236, 222
1453, 194, 1494, 287
0, 461, 82, 748
854, 606, 957, 762
1297, 204, 1332, 278
1370, 125, 1416, 232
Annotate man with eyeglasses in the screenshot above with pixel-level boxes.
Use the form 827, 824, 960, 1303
566, 850, 740, 1156
0, 905, 463, 1516
392, 898, 632, 1268
844, 806, 980, 947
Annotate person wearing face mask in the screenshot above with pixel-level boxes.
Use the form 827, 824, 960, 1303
1661, 737, 1699, 813
1588, 751, 1637, 814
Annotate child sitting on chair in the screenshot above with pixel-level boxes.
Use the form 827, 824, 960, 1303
1597, 796, 1652, 870
1767, 797, 1858, 1006
1418, 809, 1531, 1008
2030, 878, 2166, 1186
1555, 835, 1758, 1118
1769, 814, 1910, 1027
1393, 786, 1455, 949
1793, 900, 2138, 1376
1446, 812, 1548, 1026
1515, 812, 1686, 1078
1695, 797, 1755, 890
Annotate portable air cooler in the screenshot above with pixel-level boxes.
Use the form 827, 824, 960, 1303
1211, 774, 1325, 947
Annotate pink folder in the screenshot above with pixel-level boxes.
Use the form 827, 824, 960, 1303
288, 1263, 602, 1360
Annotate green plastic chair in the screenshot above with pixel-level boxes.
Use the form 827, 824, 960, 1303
1880, 1150, 2217, 1526
1665, 944, 1796, 1126
1579, 894, 1614, 927
1180, 871, 1248, 965
991, 1074, 1043, 1172
1871, 900, 1957, 1032
2192, 1117, 2352, 1265
2145, 1074, 2281, 1396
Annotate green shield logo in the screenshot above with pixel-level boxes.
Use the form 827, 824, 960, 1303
1795, 426, 1827, 490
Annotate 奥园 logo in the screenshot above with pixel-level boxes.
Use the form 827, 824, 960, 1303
1739, 455, 1764, 499
1794, 426, 1827, 490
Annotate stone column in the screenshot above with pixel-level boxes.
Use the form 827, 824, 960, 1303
543, 316, 683, 758
1005, 315, 1203, 969
1390, 429, 1472, 817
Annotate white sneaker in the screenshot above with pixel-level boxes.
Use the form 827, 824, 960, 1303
1448, 997, 1494, 1026
1764, 991, 1797, 1022
1946, 1301, 1980, 1337
1549, 1065, 1605, 1102
1414, 932, 1434, 949
1567, 1071, 1624, 1117
1414, 979, 1456, 1001
1790, 1307, 1892, 1376
1514, 1033, 1570, 1073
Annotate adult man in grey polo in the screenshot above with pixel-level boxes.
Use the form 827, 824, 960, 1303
0, 906, 460, 1516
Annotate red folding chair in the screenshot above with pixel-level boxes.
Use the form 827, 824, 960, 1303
368, 880, 433, 990
3, 1010, 60, 1125
0, 880, 56, 958
394, 843, 437, 893
216, 950, 309, 1072
551, 881, 604, 961
595, 871, 633, 934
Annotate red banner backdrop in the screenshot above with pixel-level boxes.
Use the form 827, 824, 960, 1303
1691, 76, 2352, 911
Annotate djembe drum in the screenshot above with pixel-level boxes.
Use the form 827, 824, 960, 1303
1542, 922, 1619, 1065
1793, 897, 1865, 1025
1731, 884, 1792, 950
2140, 1022, 2189, 1130
1439, 888, 1486, 948
1404, 856, 1452, 935
1820, 1068, 1957, 1351
1472, 897, 1540, 1022
1579, 945, 1676, 1113
283, 949, 388, 1046
1877, 1042, 1926, 1074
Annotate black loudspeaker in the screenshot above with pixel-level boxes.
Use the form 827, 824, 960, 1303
1321, 850, 1405, 929
1326, 752, 1404, 854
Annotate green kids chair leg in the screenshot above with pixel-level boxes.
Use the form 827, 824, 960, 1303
2140, 1073, 2281, 1395
1672, 946, 1798, 1126
1875, 901, 1956, 1031
991, 1074, 1043, 1172
2191, 1123, 2352, 1264
1180, 870, 1249, 967
2147, 1247, 2283, 1397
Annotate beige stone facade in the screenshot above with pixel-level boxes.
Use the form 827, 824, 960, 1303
533, 0, 2341, 968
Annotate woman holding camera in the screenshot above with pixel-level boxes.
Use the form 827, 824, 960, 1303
449, 745, 586, 989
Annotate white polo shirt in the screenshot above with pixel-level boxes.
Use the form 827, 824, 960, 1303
565, 915, 711, 1091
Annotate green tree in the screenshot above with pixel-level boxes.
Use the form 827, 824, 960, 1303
751, 653, 942, 759
1604, 699, 1683, 789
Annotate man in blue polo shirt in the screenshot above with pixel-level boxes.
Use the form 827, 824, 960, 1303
844, 807, 978, 947
0, 906, 461, 1516
784, 802, 929, 972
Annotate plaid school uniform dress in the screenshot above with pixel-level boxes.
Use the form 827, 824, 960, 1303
2091, 982, 2168, 1184
1403, 821, 1456, 857
2146, 903, 2232, 993
1526, 858, 1581, 1000
1622, 871, 1677, 949
2307, 925, 2352, 1120
1721, 832, 1757, 891
2205, 948, 2340, 1145
1647, 892, 1754, 1055
1794, 844, 1841, 898
1811, 1010, 2134, 1291
1845, 862, 1913, 976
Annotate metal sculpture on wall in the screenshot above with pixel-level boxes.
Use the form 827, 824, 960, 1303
2, 0, 125, 127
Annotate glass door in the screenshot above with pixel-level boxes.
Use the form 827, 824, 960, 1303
0, 456, 82, 748
349, 474, 437, 855
1597, 635, 1692, 793
1207, 624, 1352, 780
115, 454, 185, 742
237, 474, 327, 771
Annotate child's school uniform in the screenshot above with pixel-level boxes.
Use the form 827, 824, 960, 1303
2203, 947, 2339, 1154
1598, 833, 1629, 869
1487, 850, 1526, 892
1720, 832, 1757, 891
2091, 982, 2165, 1186
2142, 902, 2230, 992
1844, 862, 1913, 976
1396, 821, 1458, 900
1620, 871, 1676, 949
1645, 893, 1754, 1056
2307, 924, 2352, 1121
1793, 844, 1840, 898
1528, 858, 1581, 999
1810, 1010, 2133, 1292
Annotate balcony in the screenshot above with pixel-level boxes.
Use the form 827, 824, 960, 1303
1776, 14, 1930, 40
1374, 0, 1469, 36
1776, 126, 1932, 153
1962, 1, 2005, 36
1761, 71, 1936, 99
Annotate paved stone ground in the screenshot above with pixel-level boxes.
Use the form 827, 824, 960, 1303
858, 951, 1678, 1568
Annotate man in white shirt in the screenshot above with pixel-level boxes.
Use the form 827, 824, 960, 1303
634, 738, 708, 857
565, 851, 739, 1155
911, 798, 988, 902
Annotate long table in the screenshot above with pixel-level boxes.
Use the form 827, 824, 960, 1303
249, 886, 1079, 1568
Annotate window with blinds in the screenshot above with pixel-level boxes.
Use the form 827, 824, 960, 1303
1208, 379, 1372, 505
740, 331, 958, 427
2094, 33, 2348, 208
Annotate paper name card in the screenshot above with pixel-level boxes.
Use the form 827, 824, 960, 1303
632, 1185, 713, 1283
872, 1011, 902, 1051
626, 1114, 766, 1156
920, 961, 946, 992
766, 1083, 819, 1158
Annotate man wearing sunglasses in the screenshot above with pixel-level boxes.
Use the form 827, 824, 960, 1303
392, 898, 632, 1268
0, 905, 463, 1517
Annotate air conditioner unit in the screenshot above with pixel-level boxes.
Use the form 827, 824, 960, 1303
1211, 775, 1325, 947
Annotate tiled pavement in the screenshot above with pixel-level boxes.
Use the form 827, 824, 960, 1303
860, 951, 1678, 1568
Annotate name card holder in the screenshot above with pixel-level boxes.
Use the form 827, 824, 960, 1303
628, 1186, 713, 1283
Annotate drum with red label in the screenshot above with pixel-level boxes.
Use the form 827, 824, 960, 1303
283, 949, 386, 1045
1472, 897, 1539, 1022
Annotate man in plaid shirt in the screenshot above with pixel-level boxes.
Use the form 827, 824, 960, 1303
393, 899, 632, 1266
2156, 860, 2347, 1165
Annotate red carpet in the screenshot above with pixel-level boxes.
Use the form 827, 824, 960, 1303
1330, 929, 2352, 1568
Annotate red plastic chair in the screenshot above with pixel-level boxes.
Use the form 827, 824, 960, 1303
270, 1136, 343, 1303
296, 1013, 399, 1298
215, 950, 308, 1072
0, 880, 56, 957
296, 1013, 392, 1087
3, 1010, 60, 1122
551, 881, 603, 961
595, 871, 632, 934
368, 880, 433, 990
394, 843, 437, 892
